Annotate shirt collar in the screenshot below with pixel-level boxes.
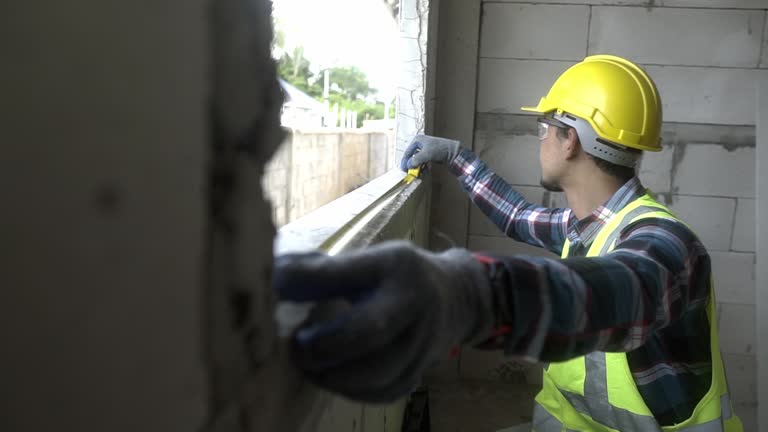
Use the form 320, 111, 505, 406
566, 177, 647, 247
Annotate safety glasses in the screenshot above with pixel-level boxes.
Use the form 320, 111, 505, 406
537, 117, 571, 141
537, 122, 550, 141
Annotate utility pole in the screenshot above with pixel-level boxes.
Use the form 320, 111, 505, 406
323, 68, 330, 103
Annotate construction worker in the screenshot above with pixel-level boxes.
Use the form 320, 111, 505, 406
274, 55, 742, 431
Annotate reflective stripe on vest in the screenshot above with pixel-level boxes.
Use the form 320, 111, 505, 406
533, 395, 734, 432
533, 193, 742, 432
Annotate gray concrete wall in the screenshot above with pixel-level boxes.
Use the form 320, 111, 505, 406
263, 130, 394, 226
426, 0, 767, 430
756, 74, 768, 432
427, 0, 482, 255
1, 1, 210, 431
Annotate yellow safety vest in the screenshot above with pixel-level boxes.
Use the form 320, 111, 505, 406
532, 193, 743, 432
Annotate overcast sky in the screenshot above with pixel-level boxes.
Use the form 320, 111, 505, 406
272, 0, 400, 100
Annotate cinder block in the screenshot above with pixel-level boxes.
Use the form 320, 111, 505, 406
718, 303, 756, 355
646, 66, 767, 125
722, 354, 757, 407
480, 4, 589, 60
662, 123, 755, 148
763, 16, 768, 68
732, 199, 756, 252
460, 348, 543, 386
638, 143, 674, 194
486, 0, 764, 6
589, 7, 763, 68
673, 144, 755, 198
476, 61, 767, 125
665, 195, 736, 251
474, 131, 542, 186
469, 186, 548, 236
477, 59, 576, 114
468, 234, 558, 258
475, 113, 538, 136
711, 252, 755, 305
369, 134, 391, 179
660, 0, 768, 8
484, 0, 647, 4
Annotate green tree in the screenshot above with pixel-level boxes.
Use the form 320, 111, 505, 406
275, 44, 392, 127
324, 66, 387, 127
327, 66, 375, 100
277, 49, 322, 98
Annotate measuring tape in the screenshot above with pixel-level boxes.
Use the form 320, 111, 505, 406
404, 165, 423, 184
276, 166, 426, 336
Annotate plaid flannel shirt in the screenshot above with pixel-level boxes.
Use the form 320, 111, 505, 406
449, 148, 713, 426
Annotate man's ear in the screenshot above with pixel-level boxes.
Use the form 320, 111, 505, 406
563, 127, 580, 160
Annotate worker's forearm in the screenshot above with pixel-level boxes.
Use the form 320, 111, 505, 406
448, 148, 570, 254
480, 254, 675, 361
476, 219, 710, 361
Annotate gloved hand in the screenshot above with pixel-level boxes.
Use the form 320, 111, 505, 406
399, 135, 462, 172
273, 240, 495, 403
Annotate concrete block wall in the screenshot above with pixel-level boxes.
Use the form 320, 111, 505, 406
290, 132, 343, 221
452, 1, 767, 428
369, 132, 393, 179
339, 132, 373, 195
262, 130, 394, 226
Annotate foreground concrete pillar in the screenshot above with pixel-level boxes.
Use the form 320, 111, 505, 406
1, 1, 316, 431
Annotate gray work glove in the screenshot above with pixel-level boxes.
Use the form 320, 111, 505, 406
399, 134, 462, 171
273, 240, 494, 403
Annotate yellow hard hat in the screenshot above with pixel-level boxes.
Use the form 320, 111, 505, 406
522, 55, 662, 152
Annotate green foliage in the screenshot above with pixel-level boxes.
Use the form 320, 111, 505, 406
328, 66, 374, 100
277, 49, 322, 98
276, 48, 392, 128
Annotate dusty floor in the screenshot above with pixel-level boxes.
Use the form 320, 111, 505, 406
425, 377, 539, 432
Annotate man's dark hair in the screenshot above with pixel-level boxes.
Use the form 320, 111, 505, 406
556, 126, 637, 182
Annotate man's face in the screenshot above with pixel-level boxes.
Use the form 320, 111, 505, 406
537, 119, 566, 192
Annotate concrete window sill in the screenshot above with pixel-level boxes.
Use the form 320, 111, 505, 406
274, 168, 428, 255
271, 168, 430, 432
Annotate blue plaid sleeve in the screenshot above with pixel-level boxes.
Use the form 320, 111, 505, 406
475, 217, 711, 363
449, 148, 572, 255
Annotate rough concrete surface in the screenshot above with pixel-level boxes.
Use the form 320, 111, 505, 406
205, 0, 323, 431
